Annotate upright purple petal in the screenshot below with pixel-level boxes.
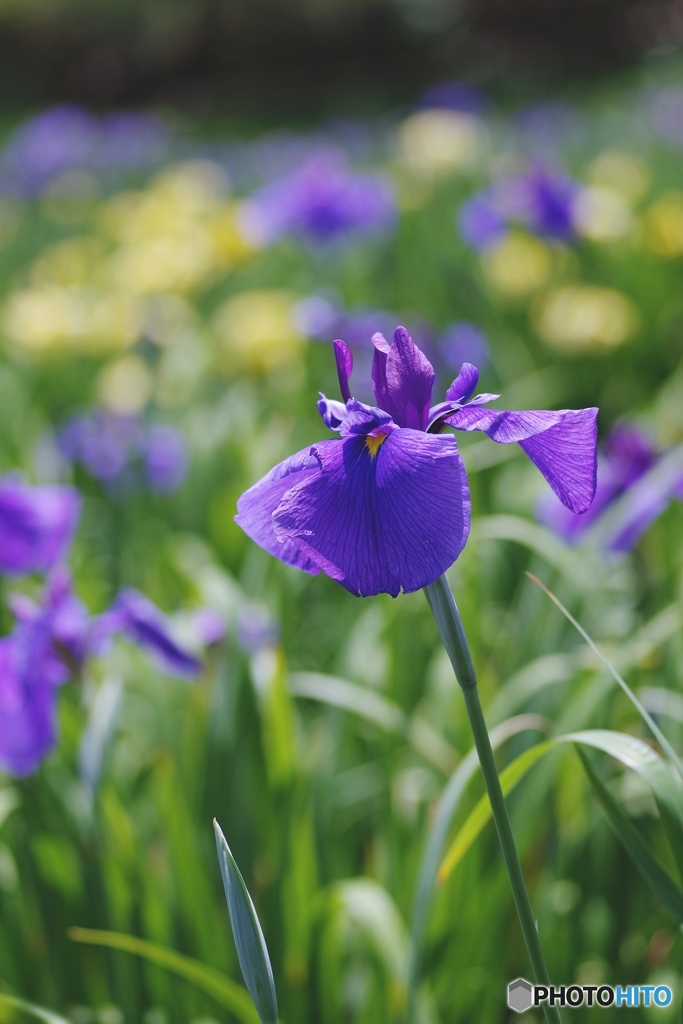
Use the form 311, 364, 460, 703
235, 448, 326, 576
371, 327, 435, 431
0, 479, 81, 576
445, 363, 480, 403
272, 430, 470, 597
112, 589, 203, 678
333, 339, 353, 402
446, 406, 598, 513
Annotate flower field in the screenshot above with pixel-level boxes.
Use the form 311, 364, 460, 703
1, 59, 683, 1024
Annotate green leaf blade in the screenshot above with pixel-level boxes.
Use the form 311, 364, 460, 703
574, 745, 683, 928
214, 820, 278, 1024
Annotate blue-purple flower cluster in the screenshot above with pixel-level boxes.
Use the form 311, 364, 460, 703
0, 477, 224, 778
58, 412, 188, 494
458, 164, 579, 250
0, 106, 170, 197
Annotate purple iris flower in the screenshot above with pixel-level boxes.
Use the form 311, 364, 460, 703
236, 327, 598, 598
457, 192, 506, 249
0, 106, 170, 196
241, 151, 396, 245
0, 478, 81, 576
537, 424, 683, 551
141, 425, 189, 493
9, 565, 92, 669
525, 166, 577, 239
0, 569, 79, 776
438, 322, 489, 371
103, 589, 202, 678
0, 620, 67, 777
59, 411, 188, 495
59, 412, 138, 483
421, 81, 488, 115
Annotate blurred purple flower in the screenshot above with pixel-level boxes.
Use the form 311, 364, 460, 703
538, 424, 683, 551
236, 328, 598, 597
0, 478, 81, 576
189, 607, 228, 647
457, 192, 506, 249
524, 166, 577, 239
0, 571, 75, 776
0, 106, 170, 196
104, 588, 202, 678
651, 89, 683, 147
240, 151, 397, 245
9, 565, 92, 669
141, 425, 189, 493
514, 102, 583, 152
59, 412, 138, 482
96, 112, 170, 169
59, 411, 188, 495
237, 603, 280, 653
438, 323, 489, 371
421, 81, 488, 115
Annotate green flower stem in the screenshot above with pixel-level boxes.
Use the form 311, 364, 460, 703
424, 575, 561, 1024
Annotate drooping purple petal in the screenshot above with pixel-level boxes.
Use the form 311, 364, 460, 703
446, 406, 598, 513
235, 448, 326, 575
0, 479, 81, 576
272, 430, 470, 597
537, 468, 618, 544
371, 327, 435, 431
111, 589, 203, 678
334, 339, 353, 402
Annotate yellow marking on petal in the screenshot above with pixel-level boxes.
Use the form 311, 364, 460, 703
365, 432, 388, 458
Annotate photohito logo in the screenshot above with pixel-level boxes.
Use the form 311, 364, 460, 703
507, 978, 673, 1011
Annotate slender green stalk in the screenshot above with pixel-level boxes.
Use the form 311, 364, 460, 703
424, 576, 561, 1024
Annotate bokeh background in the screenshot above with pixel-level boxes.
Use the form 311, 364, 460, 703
2, 1, 683, 1022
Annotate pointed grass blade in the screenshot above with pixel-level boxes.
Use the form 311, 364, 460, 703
68, 927, 258, 1024
214, 820, 278, 1024
574, 746, 683, 927
526, 573, 683, 783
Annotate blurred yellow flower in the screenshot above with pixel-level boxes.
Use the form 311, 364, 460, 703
533, 285, 639, 352
481, 231, 551, 297
642, 192, 683, 256
587, 150, 650, 203
97, 355, 153, 415
31, 236, 105, 287
2, 285, 141, 353
98, 160, 252, 295
213, 290, 305, 374
573, 186, 633, 242
397, 110, 485, 179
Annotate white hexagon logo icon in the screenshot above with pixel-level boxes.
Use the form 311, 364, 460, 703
508, 977, 533, 1013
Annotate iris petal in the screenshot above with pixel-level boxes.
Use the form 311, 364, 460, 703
446, 406, 598, 513
333, 339, 353, 402
235, 447, 326, 575
272, 429, 470, 597
372, 327, 435, 431
445, 362, 479, 402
